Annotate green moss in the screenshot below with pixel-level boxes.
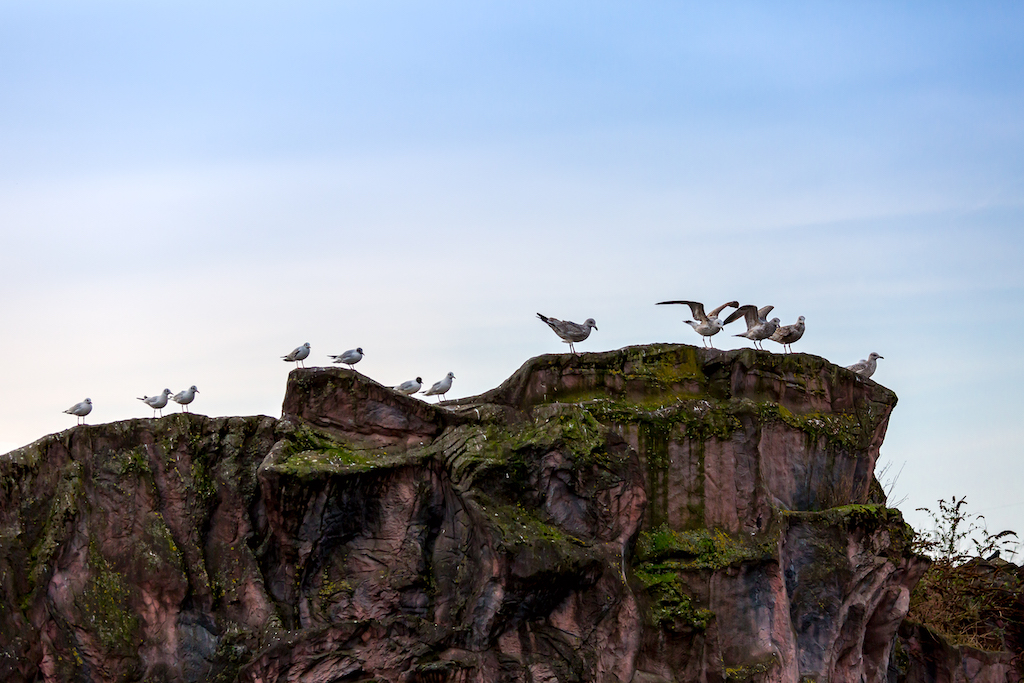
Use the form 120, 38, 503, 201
480, 500, 585, 550
318, 566, 353, 601
634, 525, 773, 570
28, 461, 82, 590
633, 567, 713, 630
78, 542, 141, 654
632, 525, 776, 631
584, 398, 742, 444
277, 447, 377, 477
526, 346, 708, 406
441, 404, 623, 495
274, 426, 383, 477
117, 447, 151, 477
142, 513, 183, 572
188, 457, 218, 501
781, 504, 915, 561
755, 402, 863, 449
724, 654, 779, 681
481, 405, 605, 465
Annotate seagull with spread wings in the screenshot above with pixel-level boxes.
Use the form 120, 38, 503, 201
655, 300, 738, 347
723, 305, 780, 350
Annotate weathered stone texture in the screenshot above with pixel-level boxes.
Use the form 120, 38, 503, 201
0, 344, 967, 682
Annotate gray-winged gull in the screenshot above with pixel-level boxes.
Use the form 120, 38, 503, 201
656, 300, 739, 347
329, 347, 363, 369
423, 372, 455, 401
172, 386, 199, 412
723, 305, 780, 351
769, 316, 806, 353
394, 377, 423, 395
139, 388, 172, 417
847, 352, 883, 378
536, 313, 597, 355
64, 398, 92, 425
282, 342, 311, 368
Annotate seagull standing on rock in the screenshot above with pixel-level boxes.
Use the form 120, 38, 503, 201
393, 377, 423, 395
329, 347, 363, 369
847, 352, 883, 378
655, 300, 739, 347
423, 372, 455, 402
536, 313, 597, 355
172, 386, 199, 412
724, 305, 780, 351
769, 316, 806, 353
282, 342, 311, 368
64, 398, 92, 425
138, 389, 172, 417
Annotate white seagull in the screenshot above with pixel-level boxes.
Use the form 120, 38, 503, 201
394, 377, 423, 395
329, 347, 364, 369
64, 398, 93, 425
536, 313, 597, 355
723, 305, 780, 351
656, 300, 739, 347
423, 372, 455, 402
769, 316, 806, 353
138, 389, 173, 417
172, 386, 199, 412
282, 342, 311, 368
847, 352, 883, 378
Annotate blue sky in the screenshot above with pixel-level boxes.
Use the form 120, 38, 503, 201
2, 2, 1023, 550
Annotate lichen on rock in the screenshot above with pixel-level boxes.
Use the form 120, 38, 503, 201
0, 344, 951, 683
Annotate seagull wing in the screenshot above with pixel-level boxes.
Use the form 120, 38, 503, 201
707, 301, 739, 319
770, 324, 793, 342
757, 305, 774, 319
723, 305, 759, 329
656, 300, 707, 321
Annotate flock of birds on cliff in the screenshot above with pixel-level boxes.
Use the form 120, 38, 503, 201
61, 299, 884, 426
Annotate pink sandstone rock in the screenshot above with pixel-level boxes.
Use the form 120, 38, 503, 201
0, 344, 1000, 682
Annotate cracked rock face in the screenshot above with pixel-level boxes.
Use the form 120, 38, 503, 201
1, 345, 933, 682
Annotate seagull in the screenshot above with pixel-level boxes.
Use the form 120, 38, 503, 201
846, 352, 883, 378
536, 313, 597, 355
723, 305, 780, 351
282, 342, 311, 368
172, 386, 199, 412
329, 347, 363, 369
655, 300, 739, 347
64, 398, 92, 425
138, 389, 173, 417
769, 316, 806, 353
393, 377, 423, 395
423, 372, 455, 401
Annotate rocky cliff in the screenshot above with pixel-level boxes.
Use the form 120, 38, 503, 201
0, 344, 932, 682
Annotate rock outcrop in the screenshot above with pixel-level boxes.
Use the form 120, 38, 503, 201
0, 344, 929, 682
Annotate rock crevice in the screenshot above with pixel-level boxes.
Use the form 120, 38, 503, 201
0, 345, 934, 682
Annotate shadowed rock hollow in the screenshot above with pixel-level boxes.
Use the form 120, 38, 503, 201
1, 344, 932, 682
